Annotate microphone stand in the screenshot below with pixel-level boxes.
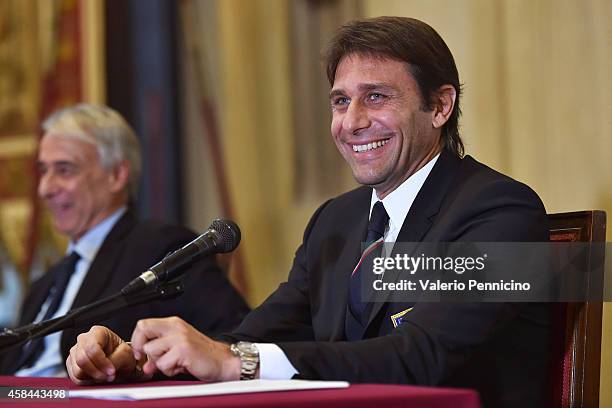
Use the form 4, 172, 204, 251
0, 280, 184, 353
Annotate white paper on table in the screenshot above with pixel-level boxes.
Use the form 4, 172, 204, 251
69, 379, 350, 400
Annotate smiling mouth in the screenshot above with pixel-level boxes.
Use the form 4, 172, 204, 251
47, 203, 72, 215
352, 139, 389, 153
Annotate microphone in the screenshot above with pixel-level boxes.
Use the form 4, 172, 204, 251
121, 219, 240, 295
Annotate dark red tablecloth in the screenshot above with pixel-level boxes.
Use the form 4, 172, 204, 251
0, 376, 481, 408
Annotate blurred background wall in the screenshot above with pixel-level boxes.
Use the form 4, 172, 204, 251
0, 0, 610, 403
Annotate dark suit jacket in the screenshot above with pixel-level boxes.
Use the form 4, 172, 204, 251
222, 150, 552, 408
1, 211, 250, 374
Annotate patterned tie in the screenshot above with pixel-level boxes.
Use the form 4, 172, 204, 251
11, 251, 81, 372
347, 201, 389, 339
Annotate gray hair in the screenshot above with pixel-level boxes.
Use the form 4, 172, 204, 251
42, 103, 142, 202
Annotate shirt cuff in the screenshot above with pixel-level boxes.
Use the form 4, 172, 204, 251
254, 343, 298, 379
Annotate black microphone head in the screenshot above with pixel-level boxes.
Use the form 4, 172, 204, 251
209, 219, 241, 253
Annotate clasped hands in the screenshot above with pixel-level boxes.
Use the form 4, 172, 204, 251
66, 317, 241, 384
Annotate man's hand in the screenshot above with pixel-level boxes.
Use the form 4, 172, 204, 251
66, 325, 149, 385
130, 316, 241, 381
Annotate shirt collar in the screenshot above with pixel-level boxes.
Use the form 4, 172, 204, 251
370, 154, 440, 232
67, 206, 127, 263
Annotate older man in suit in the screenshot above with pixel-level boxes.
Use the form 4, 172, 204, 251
0, 103, 249, 377
65, 18, 551, 407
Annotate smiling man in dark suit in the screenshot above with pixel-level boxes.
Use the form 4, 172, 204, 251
65, 18, 551, 407
0, 103, 249, 377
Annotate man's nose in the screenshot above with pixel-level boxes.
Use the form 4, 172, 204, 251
38, 172, 57, 199
343, 101, 371, 134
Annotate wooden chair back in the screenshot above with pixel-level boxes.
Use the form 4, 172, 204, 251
548, 210, 606, 408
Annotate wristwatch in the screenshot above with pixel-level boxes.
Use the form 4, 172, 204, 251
230, 342, 260, 380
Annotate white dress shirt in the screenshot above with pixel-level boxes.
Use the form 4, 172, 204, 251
16, 207, 127, 377
255, 154, 439, 379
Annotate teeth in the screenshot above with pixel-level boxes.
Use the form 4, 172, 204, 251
352, 139, 389, 152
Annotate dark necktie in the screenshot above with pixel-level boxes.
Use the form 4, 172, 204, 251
347, 201, 389, 340
11, 251, 81, 372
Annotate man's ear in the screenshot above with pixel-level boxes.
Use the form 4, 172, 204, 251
108, 161, 130, 194
431, 84, 456, 129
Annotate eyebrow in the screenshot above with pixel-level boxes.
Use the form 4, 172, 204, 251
37, 160, 77, 168
329, 83, 396, 99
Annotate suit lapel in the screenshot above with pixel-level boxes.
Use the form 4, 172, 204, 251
333, 187, 370, 340
18, 266, 57, 326
395, 149, 462, 243
69, 211, 137, 309
365, 150, 463, 330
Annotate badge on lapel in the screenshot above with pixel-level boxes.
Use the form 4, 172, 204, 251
390, 307, 414, 328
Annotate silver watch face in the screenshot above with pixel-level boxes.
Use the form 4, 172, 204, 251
233, 342, 259, 380
236, 341, 258, 355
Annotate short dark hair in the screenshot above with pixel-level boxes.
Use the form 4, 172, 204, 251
324, 16, 464, 157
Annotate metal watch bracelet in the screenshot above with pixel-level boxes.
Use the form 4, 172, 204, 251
230, 342, 259, 380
